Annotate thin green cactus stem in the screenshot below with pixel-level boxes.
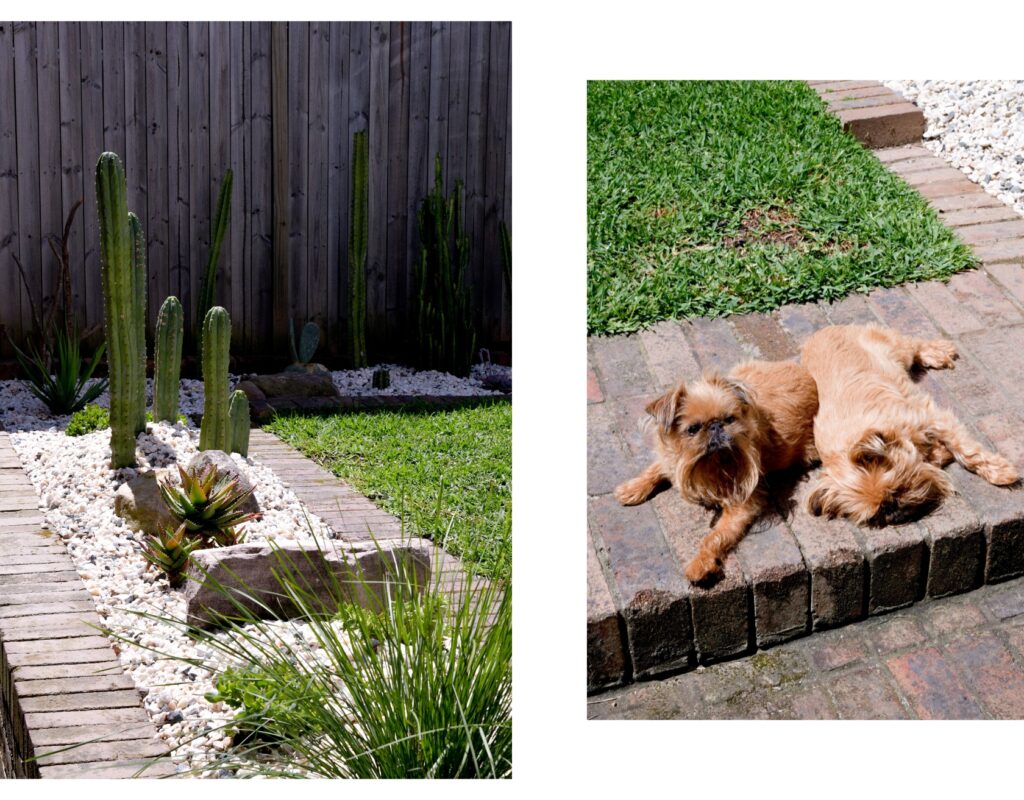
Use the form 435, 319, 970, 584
228, 390, 250, 457
96, 152, 139, 468
129, 212, 147, 434
197, 169, 233, 367
154, 296, 184, 422
199, 306, 231, 452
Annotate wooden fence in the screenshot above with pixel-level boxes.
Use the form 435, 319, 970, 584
0, 21, 511, 362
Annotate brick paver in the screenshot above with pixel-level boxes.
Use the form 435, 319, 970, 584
589, 575, 1024, 719
587, 103, 1024, 694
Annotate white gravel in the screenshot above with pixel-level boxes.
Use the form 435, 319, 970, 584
884, 80, 1024, 216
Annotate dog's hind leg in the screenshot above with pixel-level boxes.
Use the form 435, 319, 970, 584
684, 491, 765, 583
614, 462, 668, 506
866, 326, 958, 370
933, 411, 1020, 486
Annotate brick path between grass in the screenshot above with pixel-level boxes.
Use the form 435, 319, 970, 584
588, 574, 1024, 719
587, 139, 1024, 696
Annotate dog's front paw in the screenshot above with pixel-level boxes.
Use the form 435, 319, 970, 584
979, 454, 1020, 487
920, 339, 958, 369
684, 552, 722, 584
614, 478, 651, 506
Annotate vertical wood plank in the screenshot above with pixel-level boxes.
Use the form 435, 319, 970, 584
13, 22, 41, 338
483, 22, 510, 345
57, 22, 85, 330
187, 22, 210, 340
347, 22, 370, 356
286, 21, 309, 328
385, 21, 410, 349
307, 21, 330, 341
228, 22, 248, 346
326, 21, 350, 358
464, 22, 489, 340
124, 21, 148, 328
252, 21, 274, 350
208, 22, 231, 320
145, 22, 169, 326
79, 21, 104, 333
101, 22, 126, 159
367, 21, 389, 355
270, 21, 289, 348
166, 23, 189, 335
405, 21, 431, 346
36, 23, 61, 315
0, 22, 21, 348
427, 22, 450, 192
502, 22, 512, 343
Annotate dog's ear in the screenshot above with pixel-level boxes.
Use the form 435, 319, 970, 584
850, 429, 897, 469
646, 384, 686, 433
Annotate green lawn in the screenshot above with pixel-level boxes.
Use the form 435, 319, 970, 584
265, 401, 511, 581
587, 80, 975, 336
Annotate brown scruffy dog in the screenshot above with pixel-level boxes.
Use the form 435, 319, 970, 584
614, 361, 818, 584
802, 324, 1019, 526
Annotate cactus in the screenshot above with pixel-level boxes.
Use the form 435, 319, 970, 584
96, 152, 141, 468
412, 154, 476, 377
196, 169, 233, 365
348, 130, 368, 368
199, 306, 231, 452
228, 390, 250, 457
371, 368, 390, 390
289, 319, 321, 365
129, 212, 147, 434
154, 296, 184, 422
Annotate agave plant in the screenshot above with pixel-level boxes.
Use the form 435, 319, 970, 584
159, 464, 258, 545
144, 522, 201, 588
10, 325, 108, 415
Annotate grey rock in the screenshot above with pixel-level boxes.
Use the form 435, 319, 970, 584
185, 450, 260, 514
184, 539, 432, 628
250, 371, 340, 400
113, 469, 177, 536
283, 362, 331, 376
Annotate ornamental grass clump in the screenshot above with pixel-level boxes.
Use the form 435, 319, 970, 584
159, 464, 258, 546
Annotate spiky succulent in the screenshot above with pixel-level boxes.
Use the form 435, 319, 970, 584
159, 464, 258, 544
144, 523, 200, 588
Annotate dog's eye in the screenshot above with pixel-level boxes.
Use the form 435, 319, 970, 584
724, 415, 735, 424
686, 423, 701, 436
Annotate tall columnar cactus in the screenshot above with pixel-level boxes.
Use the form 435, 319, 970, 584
129, 212, 148, 434
197, 169, 233, 366
348, 130, 368, 368
199, 306, 231, 452
154, 296, 184, 422
413, 154, 476, 377
96, 152, 142, 468
228, 390, 250, 457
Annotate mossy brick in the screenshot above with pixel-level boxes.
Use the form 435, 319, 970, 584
734, 520, 809, 647
827, 666, 910, 719
764, 684, 839, 719
886, 647, 985, 719
682, 316, 752, 371
588, 495, 693, 677
586, 672, 704, 720
787, 476, 865, 629
918, 490, 985, 599
947, 271, 1024, 326
825, 293, 879, 327
587, 533, 628, 692
589, 334, 656, 399
652, 491, 750, 663
944, 632, 1024, 718
729, 313, 798, 361
638, 319, 701, 390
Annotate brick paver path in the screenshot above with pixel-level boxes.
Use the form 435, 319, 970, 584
588, 574, 1024, 719
588, 140, 1024, 694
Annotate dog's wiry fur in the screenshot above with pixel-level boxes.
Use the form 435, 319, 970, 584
614, 361, 818, 584
802, 324, 1018, 526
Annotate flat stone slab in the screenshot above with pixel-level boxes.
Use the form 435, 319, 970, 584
811, 80, 925, 148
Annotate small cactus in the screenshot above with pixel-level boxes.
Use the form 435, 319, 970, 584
199, 306, 231, 452
289, 319, 320, 365
371, 368, 390, 390
96, 152, 140, 468
229, 389, 250, 457
348, 130, 368, 368
154, 296, 184, 422
196, 169, 233, 364
129, 212, 148, 434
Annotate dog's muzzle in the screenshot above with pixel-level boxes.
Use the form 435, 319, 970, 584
705, 421, 732, 453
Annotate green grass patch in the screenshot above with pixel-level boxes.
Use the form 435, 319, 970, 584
265, 401, 511, 580
587, 80, 976, 335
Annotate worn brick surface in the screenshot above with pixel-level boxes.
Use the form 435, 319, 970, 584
776, 302, 830, 344
906, 280, 984, 335
940, 204, 1020, 227
588, 495, 693, 677
825, 293, 878, 326
812, 80, 880, 94
801, 627, 871, 671
587, 368, 603, 405
873, 143, 931, 163
826, 93, 908, 113
590, 334, 656, 399
917, 178, 987, 201
943, 632, 1024, 718
897, 163, 974, 188
828, 666, 910, 719
973, 238, 1024, 263
587, 533, 628, 691
587, 672, 704, 720
639, 320, 701, 390
947, 270, 1024, 326
587, 403, 638, 497
853, 520, 928, 614
735, 520, 809, 647
918, 492, 985, 598
930, 192, 1009, 213
887, 647, 985, 719
652, 491, 749, 662
983, 582, 1024, 620
866, 614, 927, 654
921, 596, 988, 638
683, 317, 752, 371
984, 262, 1024, 307
730, 313, 797, 361
838, 103, 925, 149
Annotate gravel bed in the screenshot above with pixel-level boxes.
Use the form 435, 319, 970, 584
884, 80, 1024, 216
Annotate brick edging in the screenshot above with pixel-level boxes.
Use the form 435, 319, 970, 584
809, 80, 925, 148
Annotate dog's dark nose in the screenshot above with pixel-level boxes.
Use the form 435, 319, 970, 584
706, 421, 731, 452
